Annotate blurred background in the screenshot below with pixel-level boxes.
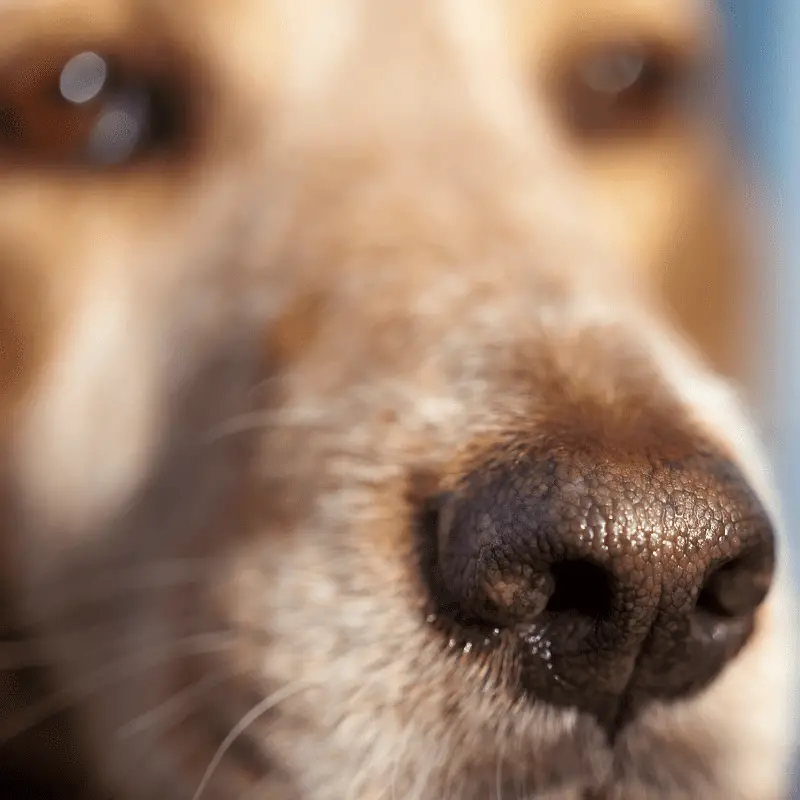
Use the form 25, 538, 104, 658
720, 1, 799, 794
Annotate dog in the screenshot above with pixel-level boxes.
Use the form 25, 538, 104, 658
0, 0, 795, 798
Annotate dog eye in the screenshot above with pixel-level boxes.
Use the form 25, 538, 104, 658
0, 48, 189, 169
558, 41, 687, 140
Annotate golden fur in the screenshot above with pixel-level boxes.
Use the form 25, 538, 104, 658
0, 1, 795, 798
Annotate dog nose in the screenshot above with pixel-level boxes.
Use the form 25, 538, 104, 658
433, 443, 775, 729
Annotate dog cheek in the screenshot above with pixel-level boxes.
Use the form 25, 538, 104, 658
11, 268, 163, 555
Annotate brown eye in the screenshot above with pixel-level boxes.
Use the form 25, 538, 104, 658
558, 41, 688, 140
0, 47, 190, 169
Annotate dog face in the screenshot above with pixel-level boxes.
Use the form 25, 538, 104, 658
0, 1, 794, 798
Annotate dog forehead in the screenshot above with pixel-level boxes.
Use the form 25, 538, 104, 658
507, 0, 716, 44
0, 0, 716, 51
180, 0, 717, 91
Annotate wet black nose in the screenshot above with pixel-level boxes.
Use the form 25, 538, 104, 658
431, 443, 775, 729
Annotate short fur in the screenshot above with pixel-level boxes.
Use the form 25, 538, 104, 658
0, 1, 795, 798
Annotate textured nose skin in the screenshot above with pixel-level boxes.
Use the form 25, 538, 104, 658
434, 444, 775, 731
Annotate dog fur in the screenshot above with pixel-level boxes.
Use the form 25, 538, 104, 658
0, 0, 795, 798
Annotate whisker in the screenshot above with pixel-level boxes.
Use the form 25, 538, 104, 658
0, 632, 235, 747
116, 665, 241, 740
117, 666, 250, 799
26, 557, 234, 620
496, 751, 504, 800
203, 408, 324, 444
192, 679, 311, 800
0, 605, 229, 671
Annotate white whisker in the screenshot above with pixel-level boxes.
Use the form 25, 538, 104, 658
116, 665, 240, 740
0, 632, 235, 746
496, 750, 504, 800
28, 557, 233, 620
192, 679, 311, 800
203, 407, 327, 443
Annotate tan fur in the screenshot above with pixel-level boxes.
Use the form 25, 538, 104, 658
0, 1, 795, 798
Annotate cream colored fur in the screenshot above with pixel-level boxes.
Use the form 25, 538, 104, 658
0, 1, 795, 798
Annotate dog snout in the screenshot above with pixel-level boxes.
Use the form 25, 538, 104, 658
430, 435, 775, 731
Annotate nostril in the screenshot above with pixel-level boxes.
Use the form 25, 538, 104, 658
415, 450, 776, 725
545, 560, 613, 620
696, 553, 773, 619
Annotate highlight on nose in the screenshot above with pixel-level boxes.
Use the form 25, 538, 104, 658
428, 437, 775, 731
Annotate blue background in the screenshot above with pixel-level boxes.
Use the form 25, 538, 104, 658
721, 2, 799, 794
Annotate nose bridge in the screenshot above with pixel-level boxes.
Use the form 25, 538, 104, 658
266, 64, 602, 311
298, 0, 525, 134
270, 0, 575, 205
253, 1, 642, 419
